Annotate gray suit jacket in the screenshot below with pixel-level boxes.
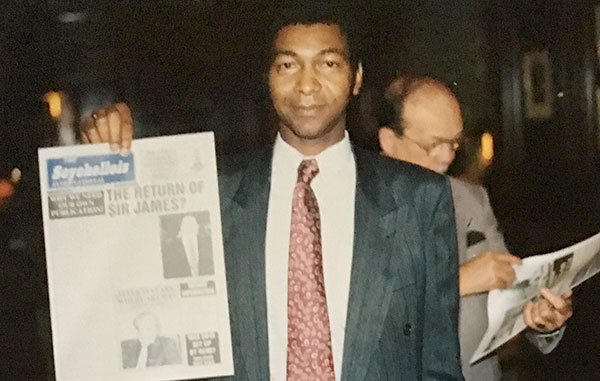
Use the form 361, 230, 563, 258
450, 178, 506, 381
205, 146, 462, 380
450, 177, 563, 381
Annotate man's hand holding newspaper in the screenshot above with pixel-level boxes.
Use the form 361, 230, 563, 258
471, 232, 600, 363
80, 102, 134, 154
523, 288, 573, 333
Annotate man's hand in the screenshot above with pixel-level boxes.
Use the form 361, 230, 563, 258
80, 102, 134, 154
459, 252, 522, 296
524, 288, 573, 333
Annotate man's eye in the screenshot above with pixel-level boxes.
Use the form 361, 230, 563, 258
278, 62, 295, 70
323, 60, 339, 68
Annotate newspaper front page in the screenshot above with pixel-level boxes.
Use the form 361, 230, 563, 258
38, 132, 234, 381
471, 231, 600, 364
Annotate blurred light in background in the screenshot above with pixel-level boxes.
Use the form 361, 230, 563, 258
0, 168, 19, 208
11, 168, 22, 184
43, 91, 77, 145
480, 132, 494, 166
58, 11, 87, 24
0, 180, 15, 199
44, 91, 62, 118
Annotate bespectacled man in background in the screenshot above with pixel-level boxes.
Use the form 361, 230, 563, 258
378, 75, 573, 380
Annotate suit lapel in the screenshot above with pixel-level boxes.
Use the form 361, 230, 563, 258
341, 149, 410, 380
449, 178, 468, 262
221, 148, 272, 379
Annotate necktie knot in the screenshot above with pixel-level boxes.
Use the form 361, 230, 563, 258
297, 159, 319, 185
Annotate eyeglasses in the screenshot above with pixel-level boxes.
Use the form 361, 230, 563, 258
401, 133, 465, 155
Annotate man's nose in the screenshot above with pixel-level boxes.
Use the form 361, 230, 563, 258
297, 66, 322, 95
436, 143, 456, 165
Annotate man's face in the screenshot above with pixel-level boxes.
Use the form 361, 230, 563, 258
179, 216, 199, 237
268, 23, 362, 154
558, 258, 571, 273
381, 87, 463, 174
136, 315, 159, 345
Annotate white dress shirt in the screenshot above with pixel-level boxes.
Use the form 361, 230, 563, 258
265, 132, 356, 380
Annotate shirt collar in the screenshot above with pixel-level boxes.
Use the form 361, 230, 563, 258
271, 132, 354, 178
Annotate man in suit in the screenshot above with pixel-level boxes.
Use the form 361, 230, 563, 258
81, 6, 462, 380
161, 213, 214, 278
121, 311, 181, 369
377, 75, 573, 380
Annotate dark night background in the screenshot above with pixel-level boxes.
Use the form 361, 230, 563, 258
2, 0, 600, 379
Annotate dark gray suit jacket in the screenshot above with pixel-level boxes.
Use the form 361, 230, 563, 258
206, 146, 461, 380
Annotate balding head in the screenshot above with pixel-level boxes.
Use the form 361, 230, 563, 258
378, 75, 463, 174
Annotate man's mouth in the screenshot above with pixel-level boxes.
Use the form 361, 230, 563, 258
294, 105, 322, 116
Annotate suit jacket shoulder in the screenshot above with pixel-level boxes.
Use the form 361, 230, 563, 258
450, 177, 508, 262
358, 148, 451, 207
216, 149, 269, 207
450, 177, 488, 207
365, 150, 455, 243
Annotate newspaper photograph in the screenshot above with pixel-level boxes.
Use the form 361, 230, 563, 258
38, 132, 234, 381
471, 231, 600, 364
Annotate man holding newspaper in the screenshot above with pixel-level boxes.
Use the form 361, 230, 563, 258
377, 75, 573, 380
78, 6, 463, 380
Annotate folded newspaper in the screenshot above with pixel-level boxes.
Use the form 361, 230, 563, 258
471, 231, 600, 364
38, 132, 234, 381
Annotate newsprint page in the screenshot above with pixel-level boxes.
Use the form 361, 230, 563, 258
38, 132, 234, 381
471, 231, 600, 364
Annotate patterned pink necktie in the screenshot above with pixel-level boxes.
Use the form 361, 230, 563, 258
287, 159, 335, 381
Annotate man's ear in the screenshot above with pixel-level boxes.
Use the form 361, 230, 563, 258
352, 62, 363, 96
378, 126, 396, 156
